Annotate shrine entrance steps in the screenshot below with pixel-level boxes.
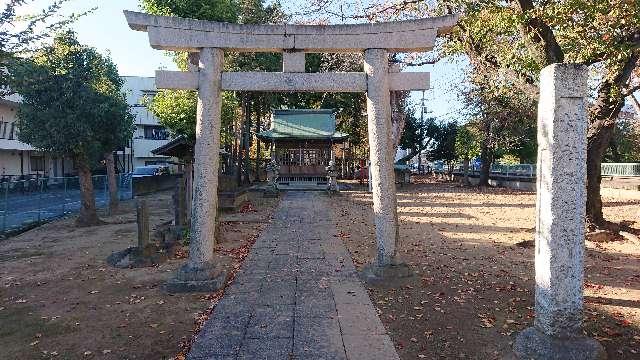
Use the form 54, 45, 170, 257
277, 175, 329, 191
188, 191, 399, 360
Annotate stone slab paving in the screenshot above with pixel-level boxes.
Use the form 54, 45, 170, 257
188, 191, 400, 360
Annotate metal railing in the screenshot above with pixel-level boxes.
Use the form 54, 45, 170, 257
490, 164, 536, 178
456, 162, 640, 179
453, 163, 537, 178
601, 163, 640, 177
1, 174, 132, 234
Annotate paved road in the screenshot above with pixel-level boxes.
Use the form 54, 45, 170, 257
0, 187, 131, 232
188, 191, 399, 360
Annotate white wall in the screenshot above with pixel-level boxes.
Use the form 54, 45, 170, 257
0, 100, 32, 177
122, 76, 162, 126
121, 76, 173, 167
0, 100, 75, 178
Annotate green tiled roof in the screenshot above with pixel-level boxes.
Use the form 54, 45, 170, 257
257, 109, 349, 141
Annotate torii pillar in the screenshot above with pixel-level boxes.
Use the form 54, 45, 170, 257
361, 49, 411, 282
166, 48, 228, 292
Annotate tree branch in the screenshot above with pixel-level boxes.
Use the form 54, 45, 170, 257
629, 93, 640, 116
514, 0, 564, 65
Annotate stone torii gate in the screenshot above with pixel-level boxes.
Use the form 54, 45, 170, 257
126, 11, 605, 360
124, 10, 458, 288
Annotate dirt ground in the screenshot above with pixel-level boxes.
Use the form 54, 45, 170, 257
0, 191, 278, 360
334, 177, 640, 360
2, 180, 638, 360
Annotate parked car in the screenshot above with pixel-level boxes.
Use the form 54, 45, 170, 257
132, 165, 170, 178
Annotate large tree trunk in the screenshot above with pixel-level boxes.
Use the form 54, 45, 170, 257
462, 158, 470, 185
585, 52, 639, 229
237, 97, 247, 187
478, 148, 491, 187
76, 159, 101, 227
105, 152, 118, 215
478, 120, 492, 187
586, 99, 627, 228
255, 100, 262, 182
391, 91, 407, 149
185, 157, 193, 225
242, 96, 253, 184
586, 122, 615, 227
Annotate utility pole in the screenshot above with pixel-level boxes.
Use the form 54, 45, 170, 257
418, 90, 427, 174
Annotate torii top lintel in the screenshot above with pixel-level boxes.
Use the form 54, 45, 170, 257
124, 11, 459, 53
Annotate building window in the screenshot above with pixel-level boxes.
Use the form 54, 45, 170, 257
8, 122, 15, 140
0, 122, 17, 140
144, 126, 169, 140
31, 156, 45, 172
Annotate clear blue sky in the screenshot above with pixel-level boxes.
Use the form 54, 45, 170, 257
16, 0, 467, 122
73, 0, 179, 76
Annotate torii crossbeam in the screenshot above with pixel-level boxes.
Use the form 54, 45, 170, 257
124, 10, 459, 290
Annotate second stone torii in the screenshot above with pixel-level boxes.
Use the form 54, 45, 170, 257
124, 10, 459, 290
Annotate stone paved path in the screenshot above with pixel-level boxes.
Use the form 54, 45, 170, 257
188, 191, 399, 360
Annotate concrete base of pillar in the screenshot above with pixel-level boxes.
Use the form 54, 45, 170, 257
165, 262, 227, 293
361, 260, 413, 285
513, 327, 606, 360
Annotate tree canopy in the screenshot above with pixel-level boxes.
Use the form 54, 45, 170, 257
455, 124, 480, 162
9, 30, 133, 225
1, 0, 90, 95
10, 31, 134, 160
140, 0, 239, 22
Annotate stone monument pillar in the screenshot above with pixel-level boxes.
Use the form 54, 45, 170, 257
513, 64, 605, 359
362, 49, 409, 282
167, 48, 227, 292
326, 160, 338, 192
264, 158, 280, 198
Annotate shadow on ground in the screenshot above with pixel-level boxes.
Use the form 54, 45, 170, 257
333, 180, 640, 359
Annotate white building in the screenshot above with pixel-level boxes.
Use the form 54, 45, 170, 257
0, 95, 74, 180
118, 76, 173, 171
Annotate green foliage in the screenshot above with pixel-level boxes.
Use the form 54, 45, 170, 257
454, 124, 480, 161
539, 0, 639, 65
141, 0, 288, 146
442, 0, 638, 170
1, 0, 91, 95
460, 64, 538, 165
605, 117, 640, 162
399, 112, 439, 159
497, 154, 520, 165
146, 90, 197, 140
444, 0, 640, 79
140, 0, 239, 22
181, 227, 190, 245
9, 31, 134, 162
430, 122, 458, 163
147, 90, 239, 145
